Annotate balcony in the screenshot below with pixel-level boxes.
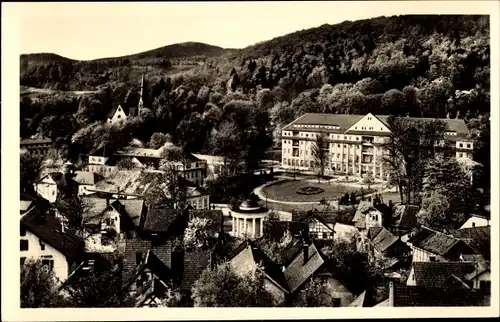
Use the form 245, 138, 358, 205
361, 136, 375, 144
292, 140, 300, 147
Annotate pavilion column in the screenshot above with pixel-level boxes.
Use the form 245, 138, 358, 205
243, 219, 247, 238
252, 218, 256, 238
232, 217, 235, 235
260, 218, 264, 237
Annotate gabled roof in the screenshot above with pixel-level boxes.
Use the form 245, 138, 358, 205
391, 283, 488, 306
392, 204, 419, 229
369, 227, 399, 253
122, 250, 172, 291
115, 199, 145, 228
114, 147, 162, 159
142, 206, 185, 233
73, 171, 100, 185
450, 226, 490, 260
229, 240, 289, 293
283, 242, 326, 293
353, 201, 373, 222
411, 262, 476, 288
21, 209, 84, 263
91, 170, 160, 196
368, 226, 383, 240
122, 238, 172, 274
180, 250, 212, 292
409, 227, 472, 257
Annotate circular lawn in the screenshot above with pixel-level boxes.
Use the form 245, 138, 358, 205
262, 180, 360, 202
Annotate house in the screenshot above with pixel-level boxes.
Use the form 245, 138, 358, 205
185, 185, 211, 210
407, 261, 475, 287
20, 207, 84, 282
408, 227, 478, 263
391, 204, 419, 237
20, 137, 52, 157
179, 250, 212, 295
290, 210, 358, 242
377, 281, 489, 307
87, 146, 118, 177
73, 171, 101, 196
352, 200, 387, 234
141, 206, 188, 240
82, 197, 145, 238
107, 74, 148, 125
282, 240, 354, 306
121, 249, 175, 307
450, 226, 491, 261
35, 164, 86, 203
459, 213, 490, 229
229, 240, 289, 305
366, 226, 411, 262
282, 113, 474, 178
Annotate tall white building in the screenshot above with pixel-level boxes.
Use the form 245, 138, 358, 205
281, 113, 474, 179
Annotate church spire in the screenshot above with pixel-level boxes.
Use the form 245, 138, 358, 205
138, 73, 145, 115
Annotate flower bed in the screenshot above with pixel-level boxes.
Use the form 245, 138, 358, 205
296, 186, 325, 195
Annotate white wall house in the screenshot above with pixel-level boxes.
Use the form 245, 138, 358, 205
460, 215, 490, 229
107, 104, 129, 125
20, 208, 84, 283
35, 175, 58, 203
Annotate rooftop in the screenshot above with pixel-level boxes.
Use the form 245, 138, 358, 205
411, 262, 476, 288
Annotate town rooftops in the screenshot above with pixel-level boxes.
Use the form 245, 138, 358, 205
283, 113, 471, 139
20, 138, 52, 145
388, 282, 488, 306
114, 147, 162, 158
283, 242, 326, 293
142, 207, 185, 233
21, 209, 84, 263
180, 250, 212, 292
122, 238, 173, 275
450, 226, 490, 260
368, 227, 399, 253
411, 262, 476, 288
91, 170, 159, 196
392, 204, 419, 230
229, 239, 289, 293
408, 227, 474, 257
73, 171, 101, 185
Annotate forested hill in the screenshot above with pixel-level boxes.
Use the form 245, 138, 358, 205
20, 14, 490, 190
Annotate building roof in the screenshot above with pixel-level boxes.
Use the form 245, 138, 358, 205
283, 242, 326, 293
369, 227, 399, 253
368, 226, 383, 240
450, 226, 490, 260
283, 113, 471, 139
391, 283, 488, 307
122, 238, 172, 274
115, 199, 145, 228
411, 262, 476, 288
114, 147, 162, 159
392, 204, 419, 229
409, 227, 469, 257
20, 209, 84, 263
142, 207, 185, 233
91, 170, 159, 196
122, 250, 172, 291
20, 200, 34, 213
180, 250, 211, 292
20, 138, 52, 145
229, 240, 289, 293
73, 171, 100, 185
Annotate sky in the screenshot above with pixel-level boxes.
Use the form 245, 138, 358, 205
12, 1, 493, 60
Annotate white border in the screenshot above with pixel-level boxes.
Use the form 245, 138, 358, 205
2, 1, 499, 320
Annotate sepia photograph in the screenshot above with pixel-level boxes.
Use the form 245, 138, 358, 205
1, 1, 499, 320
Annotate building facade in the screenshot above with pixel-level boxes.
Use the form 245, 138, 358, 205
20, 138, 52, 157
281, 113, 474, 179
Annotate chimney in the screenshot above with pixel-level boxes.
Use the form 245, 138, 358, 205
389, 281, 394, 307
303, 243, 309, 265
106, 196, 110, 207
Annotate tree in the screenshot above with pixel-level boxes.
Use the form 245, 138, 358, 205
157, 285, 183, 307
294, 278, 338, 307
145, 163, 187, 209
312, 133, 328, 182
191, 263, 275, 307
20, 151, 45, 194
62, 267, 132, 307
361, 172, 374, 189
183, 217, 216, 250
148, 132, 170, 149
381, 116, 447, 204
21, 259, 66, 308
321, 237, 385, 295
418, 157, 477, 231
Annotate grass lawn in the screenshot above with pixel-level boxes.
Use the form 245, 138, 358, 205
261, 180, 361, 202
